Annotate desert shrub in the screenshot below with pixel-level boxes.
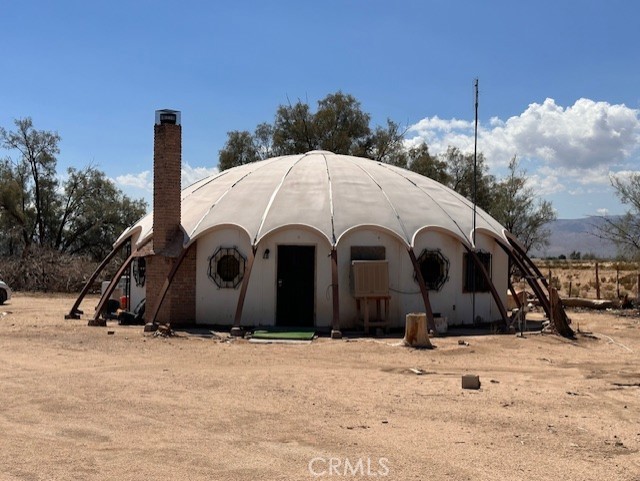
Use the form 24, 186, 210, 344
620, 273, 636, 291
0, 247, 106, 293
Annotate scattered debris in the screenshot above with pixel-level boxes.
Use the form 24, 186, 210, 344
457, 340, 469, 346
87, 318, 106, 327
153, 324, 173, 337
604, 436, 626, 448
562, 298, 614, 310
490, 379, 499, 384
566, 391, 580, 396
143, 322, 158, 333
107, 330, 115, 335
409, 368, 424, 375
600, 334, 633, 353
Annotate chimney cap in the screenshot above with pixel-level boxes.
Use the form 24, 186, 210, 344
155, 109, 181, 126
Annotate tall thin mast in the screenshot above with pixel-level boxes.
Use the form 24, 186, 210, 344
472, 79, 479, 324
473, 78, 479, 246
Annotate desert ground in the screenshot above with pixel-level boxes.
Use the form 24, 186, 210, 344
0, 293, 638, 481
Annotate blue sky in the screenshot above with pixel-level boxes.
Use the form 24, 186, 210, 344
1, 0, 639, 219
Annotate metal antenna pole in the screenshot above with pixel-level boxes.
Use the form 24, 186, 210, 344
472, 78, 479, 324
473, 78, 479, 245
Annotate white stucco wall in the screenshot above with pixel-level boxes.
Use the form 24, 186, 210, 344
336, 228, 410, 329
193, 226, 508, 329
195, 227, 253, 325
246, 227, 333, 327
195, 226, 333, 326
412, 230, 464, 325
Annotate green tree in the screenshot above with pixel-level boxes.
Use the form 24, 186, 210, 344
272, 100, 317, 154
441, 146, 495, 211
0, 118, 147, 260
407, 143, 450, 184
313, 92, 371, 154
218, 130, 260, 171
56, 167, 147, 259
218, 91, 408, 170
489, 156, 556, 253
594, 173, 640, 259
362, 119, 407, 166
0, 118, 60, 252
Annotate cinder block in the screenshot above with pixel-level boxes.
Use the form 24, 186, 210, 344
462, 374, 481, 390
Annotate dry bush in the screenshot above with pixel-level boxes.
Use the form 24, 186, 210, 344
534, 259, 639, 300
0, 248, 103, 293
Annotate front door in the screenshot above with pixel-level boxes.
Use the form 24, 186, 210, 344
276, 245, 315, 327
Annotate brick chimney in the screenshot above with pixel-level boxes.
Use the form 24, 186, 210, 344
146, 109, 194, 325
153, 109, 182, 251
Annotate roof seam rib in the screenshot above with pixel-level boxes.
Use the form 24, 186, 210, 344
254, 153, 308, 245
322, 153, 337, 246
345, 157, 411, 245
187, 157, 285, 241
376, 162, 470, 244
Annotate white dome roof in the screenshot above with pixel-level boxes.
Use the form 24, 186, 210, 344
119, 151, 509, 250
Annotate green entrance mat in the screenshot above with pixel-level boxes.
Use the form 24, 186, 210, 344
251, 329, 316, 341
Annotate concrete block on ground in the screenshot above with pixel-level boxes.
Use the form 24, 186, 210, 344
462, 374, 481, 390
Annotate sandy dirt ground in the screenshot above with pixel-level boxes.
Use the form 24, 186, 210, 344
0, 293, 639, 481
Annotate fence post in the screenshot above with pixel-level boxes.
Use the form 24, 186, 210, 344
595, 262, 600, 300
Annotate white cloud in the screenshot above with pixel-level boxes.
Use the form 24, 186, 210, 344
525, 166, 565, 196
596, 208, 609, 216
114, 163, 218, 194
182, 162, 218, 187
407, 98, 640, 177
116, 170, 152, 191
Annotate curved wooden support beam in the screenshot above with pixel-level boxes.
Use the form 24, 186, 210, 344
233, 246, 257, 329
509, 239, 549, 289
407, 247, 436, 333
500, 244, 551, 319
65, 237, 132, 319
508, 278, 523, 310
92, 250, 135, 322
463, 246, 509, 326
148, 246, 192, 326
330, 248, 340, 332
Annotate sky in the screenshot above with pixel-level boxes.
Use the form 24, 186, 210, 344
1, 0, 639, 219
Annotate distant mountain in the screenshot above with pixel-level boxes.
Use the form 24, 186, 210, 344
529, 217, 619, 259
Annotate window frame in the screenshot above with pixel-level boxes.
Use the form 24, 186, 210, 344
415, 248, 450, 291
463, 250, 492, 293
208, 247, 246, 289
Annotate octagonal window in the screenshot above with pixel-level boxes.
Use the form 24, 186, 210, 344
208, 247, 246, 288
415, 249, 449, 291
